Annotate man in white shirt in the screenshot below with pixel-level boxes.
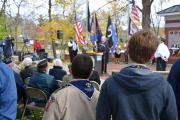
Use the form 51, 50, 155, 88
154, 38, 170, 71
68, 38, 78, 62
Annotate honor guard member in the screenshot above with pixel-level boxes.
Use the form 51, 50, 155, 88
154, 38, 170, 71
0, 48, 17, 120
68, 38, 79, 62
43, 54, 99, 120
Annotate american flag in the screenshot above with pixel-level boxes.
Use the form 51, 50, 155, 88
74, 22, 85, 45
131, 4, 140, 22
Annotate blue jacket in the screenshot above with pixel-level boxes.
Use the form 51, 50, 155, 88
96, 65, 178, 120
49, 66, 67, 80
29, 72, 59, 97
0, 62, 17, 120
168, 58, 180, 119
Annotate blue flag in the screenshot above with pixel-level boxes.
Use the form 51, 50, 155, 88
106, 16, 117, 54
90, 13, 102, 45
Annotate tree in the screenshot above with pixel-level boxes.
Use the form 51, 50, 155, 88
151, 0, 169, 37
0, 0, 7, 16
109, 0, 128, 39
142, 0, 154, 30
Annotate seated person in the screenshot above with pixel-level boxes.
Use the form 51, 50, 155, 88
13, 71, 26, 103
7, 61, 26, 102
20, 57, 33, 81
43, 54, 99, 120
29, 59, 59, 98
49, 59, 67, 80
89, 70, 101, 85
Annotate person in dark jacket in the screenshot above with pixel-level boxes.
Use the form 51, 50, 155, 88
49, 59, 67, 80
168, 58, 180, 119
20, 57, 33, 81
29, 59, 59, 97
96, 31, 178, 120
98, 36, 110, 74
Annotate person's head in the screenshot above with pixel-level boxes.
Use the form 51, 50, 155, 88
23, 57, 32, 67
161, 37, 166, 43
53, 59, 62, 67
128, 30, 158, 64
71, 54, 93, 79
37, 59, 48, 73
101, 36, 107, 43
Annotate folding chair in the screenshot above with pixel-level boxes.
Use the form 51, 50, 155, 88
24, 77, 30, 85
56, 80, 63, 89
90, 81, 100, 91
21, 87, 48, 119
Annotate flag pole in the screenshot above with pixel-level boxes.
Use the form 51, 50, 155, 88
85, 0, 89, 46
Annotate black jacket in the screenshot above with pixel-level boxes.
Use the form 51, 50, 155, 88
96, 65, 178, 120
49, 66, 67, 80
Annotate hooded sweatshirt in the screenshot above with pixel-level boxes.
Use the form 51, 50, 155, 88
96, 65, 178, 120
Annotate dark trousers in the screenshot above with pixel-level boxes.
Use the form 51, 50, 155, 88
156, 57, 166, 71
69, 50, 77, 63
124, 52, 128, 64
101, 54, 108, 73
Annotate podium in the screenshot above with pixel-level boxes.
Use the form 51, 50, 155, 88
86, 52, 103, 75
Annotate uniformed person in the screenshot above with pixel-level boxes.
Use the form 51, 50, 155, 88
29, 59, 59, 98
154, 38, 170, 71
43, 54, 99, 120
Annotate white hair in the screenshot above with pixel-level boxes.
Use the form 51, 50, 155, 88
53, 59, 62, 67
23, 57, 32, 67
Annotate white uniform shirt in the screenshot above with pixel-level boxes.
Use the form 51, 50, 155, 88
115, 45, 121, 54
154, 42, 170, 61
68, 40, 78, 51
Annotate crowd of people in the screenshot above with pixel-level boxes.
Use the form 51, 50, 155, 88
0, 30, 180, 120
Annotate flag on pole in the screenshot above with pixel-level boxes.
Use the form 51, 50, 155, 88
74, 11, 85, 45
130, 0, 142, 28
74, 22, 85, 45
106, 16, 117, 53
128, 17, 139, 36
90, 13, 102, 44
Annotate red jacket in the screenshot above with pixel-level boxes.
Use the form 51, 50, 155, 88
33, 40, 42, 51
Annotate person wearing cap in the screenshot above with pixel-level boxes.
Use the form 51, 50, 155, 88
0, 48, 17, 120
49, 59, 67, 80
29, 59, 59, 98
154, 38, 170, 71
20, 57, 33, 81
43, 54, 99, 120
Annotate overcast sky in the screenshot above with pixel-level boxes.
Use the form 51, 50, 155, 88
4, 0, 180, 27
